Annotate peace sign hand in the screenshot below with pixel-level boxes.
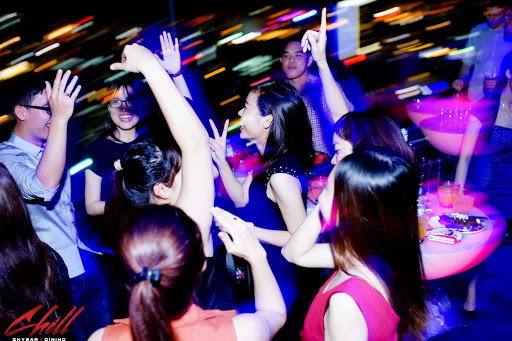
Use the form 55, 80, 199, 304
209, 119, 229, 164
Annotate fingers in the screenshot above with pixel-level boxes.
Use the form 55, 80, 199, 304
110, 62, 124, 71
320, 8, 327, 35
301, 33, 310, 53
222, 119, 229, 139
70, 84, 82, 100
309, 31, 320, 53
58, 70, 72, 95
209, 119, 221, 139
64, 75, 78, 96
218, 232, 235, 252
174, 37, 179, 52
52, 69, 63, 95
209, 138, 221, 150
45, 81, 52, 100
167, 32, 174, 50
159, 34, 166, 50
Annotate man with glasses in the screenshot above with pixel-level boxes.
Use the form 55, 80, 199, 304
0, 70, 111, 339
452, 0, 512, 101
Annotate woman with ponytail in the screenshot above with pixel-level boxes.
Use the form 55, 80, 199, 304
88, 205, 286, 341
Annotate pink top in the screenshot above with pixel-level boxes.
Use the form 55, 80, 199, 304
302, 272, 399, 341
102, 304, 237, 341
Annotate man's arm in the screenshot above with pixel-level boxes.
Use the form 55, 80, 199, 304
303, 8, 352, 122
37, 70, 81, 189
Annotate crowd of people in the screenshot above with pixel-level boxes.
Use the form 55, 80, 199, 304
0, 3, 511, 341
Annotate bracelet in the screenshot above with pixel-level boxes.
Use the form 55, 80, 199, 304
169, 69, 184, 78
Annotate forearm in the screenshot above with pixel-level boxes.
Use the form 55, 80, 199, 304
282, 205, 323, 262
254, 227, 291, 247
85, 200, 106, 216
217, 160, 248, 207
140, 62, 208, 151
317, 61, 350, 122
36, 119, 68, 189
458, 63, 472, 82
249, 254, 286, 327
455, 115, 482, 189
172, 74, 192, 100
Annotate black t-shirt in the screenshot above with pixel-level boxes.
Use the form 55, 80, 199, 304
83, 135, 144, 202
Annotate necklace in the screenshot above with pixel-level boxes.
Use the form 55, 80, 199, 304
499, 102, 512, 119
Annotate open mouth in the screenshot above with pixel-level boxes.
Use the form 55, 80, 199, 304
119, 114, 133, 122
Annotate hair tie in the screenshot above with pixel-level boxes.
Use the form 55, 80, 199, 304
133, 266, 161, 287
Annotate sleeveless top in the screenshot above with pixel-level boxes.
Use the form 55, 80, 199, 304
302, 272, 399, 341
102, 304, 237, 341
237, 154, 308, 308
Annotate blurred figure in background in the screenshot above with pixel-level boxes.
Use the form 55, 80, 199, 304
281, 8, 353, 158
452, 0, 512, 101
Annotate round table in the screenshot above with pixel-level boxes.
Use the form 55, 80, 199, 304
420, 196, 507, 280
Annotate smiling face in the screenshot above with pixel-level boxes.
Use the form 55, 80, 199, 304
108, 85, 139, 132
280, 41, 312, 81
238, 91, 271, 144
331, 134, 354, 165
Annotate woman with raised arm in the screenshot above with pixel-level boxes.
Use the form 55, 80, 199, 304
108, 42, 213, 256
282, 146, 428, 340
88, 205, 286, 341
84, 31, 191, 219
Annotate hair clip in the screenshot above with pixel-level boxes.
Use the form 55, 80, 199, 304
133, 266, 161, 287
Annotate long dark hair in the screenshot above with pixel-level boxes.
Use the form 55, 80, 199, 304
122, 205, 205, 341
252, 82, 315, 169
330, 146, 427, 339
333, 109, 415, 163
0, 164, 65, 327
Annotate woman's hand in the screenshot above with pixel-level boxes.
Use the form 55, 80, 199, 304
209, 119, 229, 165
211, 207, 266, 263
110, 43, 157, 73
154, 31, 182, 74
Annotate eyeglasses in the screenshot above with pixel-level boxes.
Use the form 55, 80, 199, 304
19, 104, 51, 115
108, 99, 133, 108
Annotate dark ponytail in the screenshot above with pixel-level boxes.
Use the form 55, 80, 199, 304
122, 205, 205, 341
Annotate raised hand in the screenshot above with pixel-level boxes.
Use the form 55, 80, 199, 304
154, 31, 182, 74
209, 119, 229, 164
110, 43, 157, 73
211, 207, 266, 262
301, 8, 328, 66
45, 69, 81, 123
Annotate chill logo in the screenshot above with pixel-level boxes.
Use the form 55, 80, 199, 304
4, 304, 83, 340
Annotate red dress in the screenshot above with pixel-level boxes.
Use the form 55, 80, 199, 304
302, 272, 399, 341
102, 304, 237, 341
